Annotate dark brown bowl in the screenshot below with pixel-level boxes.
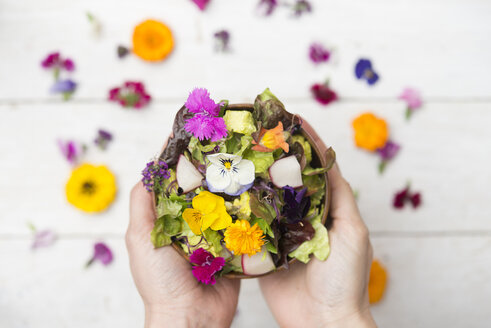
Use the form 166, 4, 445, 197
169, 104, 331, 279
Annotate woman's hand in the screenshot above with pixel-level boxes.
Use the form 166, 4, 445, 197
259, 164, 376, 327
126, 182, 240, 328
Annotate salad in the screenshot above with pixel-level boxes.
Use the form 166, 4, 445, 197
142, 88, 335, 284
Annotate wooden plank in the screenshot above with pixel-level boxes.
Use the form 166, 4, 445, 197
1, 101, 490, 234
1, 0, 491, 100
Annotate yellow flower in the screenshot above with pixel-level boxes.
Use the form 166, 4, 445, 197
66, 164, 117, 213
252, 121, 289, 153
132, 19, 174, 62
232, 191, 252, 220
368, 259, 388, 304
352, 113, 389, 151
182, 191, 232, 235
224, 219, 265, 256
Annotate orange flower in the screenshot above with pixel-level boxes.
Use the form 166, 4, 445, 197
132, 19, 174, 62
224, 220, 265, 256
252, 121, 289, 153
368, 259, 388, 304
352, 113, 388, 151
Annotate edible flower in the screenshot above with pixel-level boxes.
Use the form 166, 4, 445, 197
66, 164, 117, 213
309, 43, 330, 64
189, 248, 225, 285
86, 242, 114, 267
86, 12, 102, 38
50, 79, 77, 100
257, 0, 278, 16
214, 30, 230, 52
311, 82, 338, 106
393, 184, 422, 209
352, 112, 388, 152
224, 219, 265, 256
252, 121, 289, 153
292, 0, 312, 17
94, 129, 113, 150
184, 88, 228, 142
41, 52, 75, 78
132, 19, 174, 62
191, 0, 210, 11
369, 259, 388, 304
182, 191, 232, 235
355, 59, 379, 85
399, 88, 423, 120
58, 139, 84, 165
377, 140, 400, 174
282, 186, 311, 223
29, 223, 57, 249
108, 81, 151, 109
141, 160, 170, 193
205, 153, 255, 196
117, 45, 130, 59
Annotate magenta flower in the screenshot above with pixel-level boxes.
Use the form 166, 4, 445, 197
257, 0, 278, 16
190, 248, 225, 285
191, 0, 210, 11
393, 184, 422, 210
86, 242, 114, 267
311, 82, 338, 106
309, 43, 330, 64
41, 52, 76, 75
184, 88, 228, 142
108, 81, 151, 109
58, 139, 83, 165
377, 141, 400, 173
399, 88, 423, 120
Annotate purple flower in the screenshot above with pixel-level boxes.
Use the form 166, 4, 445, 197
214, 30, 230, 52
190, 248, 225, 285
257, 0, 278, 16
32, 229, 57, 249
87, 242, 114, 267
184, 88, 228, 141
309, 43, 330, 64
50, 79, 77, 94
94, 129, 113, 150
355, 59, 379, 85
63, 59, 75, 71
377, 140, 400, 173
192, 0, 210, 11
399, 88, 423, 120
58, 139, 83, 165
141, 160, 171, 192
393, 185, 422, 210
108, 81, 151, 109
292, 0, 312, 17
282, 186, 311, 223
311, 83, 338, 106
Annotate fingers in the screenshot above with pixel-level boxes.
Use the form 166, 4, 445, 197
129, 181, 157, 233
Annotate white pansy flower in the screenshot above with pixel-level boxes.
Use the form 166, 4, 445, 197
206, 153, 255, 196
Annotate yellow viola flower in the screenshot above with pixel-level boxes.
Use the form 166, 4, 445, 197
182, 191, 232, 235
66, 163, 117, 213
224, 219, 265, 256
352, 112, 389, 152
252, 121, 289, 153
132, 19, 174, 62
368, 259, 388, 304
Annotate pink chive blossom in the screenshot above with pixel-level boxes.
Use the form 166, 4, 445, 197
86, 242, 114, 267
377, 141, 401, 173
190, 248, 225, 285
399, 88, 423, 120
184, 88, 228, 142
58, 139, 84, 165
191, 0, 210, 11
108, 81, 151, 109
309, 43, 330, 64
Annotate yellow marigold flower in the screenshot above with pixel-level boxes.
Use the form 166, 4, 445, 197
66, 164, 117, 213
182, 191, 232, 235
352, 113, 389, 151
224, 219, 265, 256
132, 19, 174, 62
252, 121, 289, 153
368, 259, 388, 304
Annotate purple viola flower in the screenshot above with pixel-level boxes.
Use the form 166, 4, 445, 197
214, 30, 231, 52
190, 248, 225, 285
58, 139, 83, 165
355, 59, 379, 85
281, 186, 311, 223
399, 88, 423, 120
309, 43, 330, 64
141, 160, 171, 192
257, 0, 278, 16
292, 0, 312, 17
51, 79, 77, 93
94, 129, 113, 150
377, 140, 400, 173
31, 229, 57, 249
86, 242, 114, 267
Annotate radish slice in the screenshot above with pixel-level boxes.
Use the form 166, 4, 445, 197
241, 246, 276, 275
269, 155, 303, 188
176, 155, 203, 193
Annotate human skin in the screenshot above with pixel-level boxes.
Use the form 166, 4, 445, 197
259, 163, 376, 327
126, 182, 240, 328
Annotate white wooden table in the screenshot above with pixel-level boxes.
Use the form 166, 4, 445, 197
1, 0, 491, 327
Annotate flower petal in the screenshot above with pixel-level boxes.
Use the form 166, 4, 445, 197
206, 164, 231, 191
209, 210, 232, 231
234, 159, 255, 185
182, 208, 203, 235
206, 153, 238, 167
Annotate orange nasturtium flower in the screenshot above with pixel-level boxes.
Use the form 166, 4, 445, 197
252, 121, 289, 153
224, 219, 265, 256
132, 19, 174, 62
352, 113, 388, 151
182, 191, 231, 235
368, 259, 388, 304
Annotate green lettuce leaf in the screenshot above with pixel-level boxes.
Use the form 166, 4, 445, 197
203, 229, 223, 255
223, 110, 257, 135
253, 88, 300, 129
250, 216, 274, 238
291, 135, 312, 164
243, 149, 274, 174
288, 216, 330, 263
249, 193, 275, 224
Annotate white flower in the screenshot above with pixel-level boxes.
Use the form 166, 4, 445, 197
206, 153, 255, 196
